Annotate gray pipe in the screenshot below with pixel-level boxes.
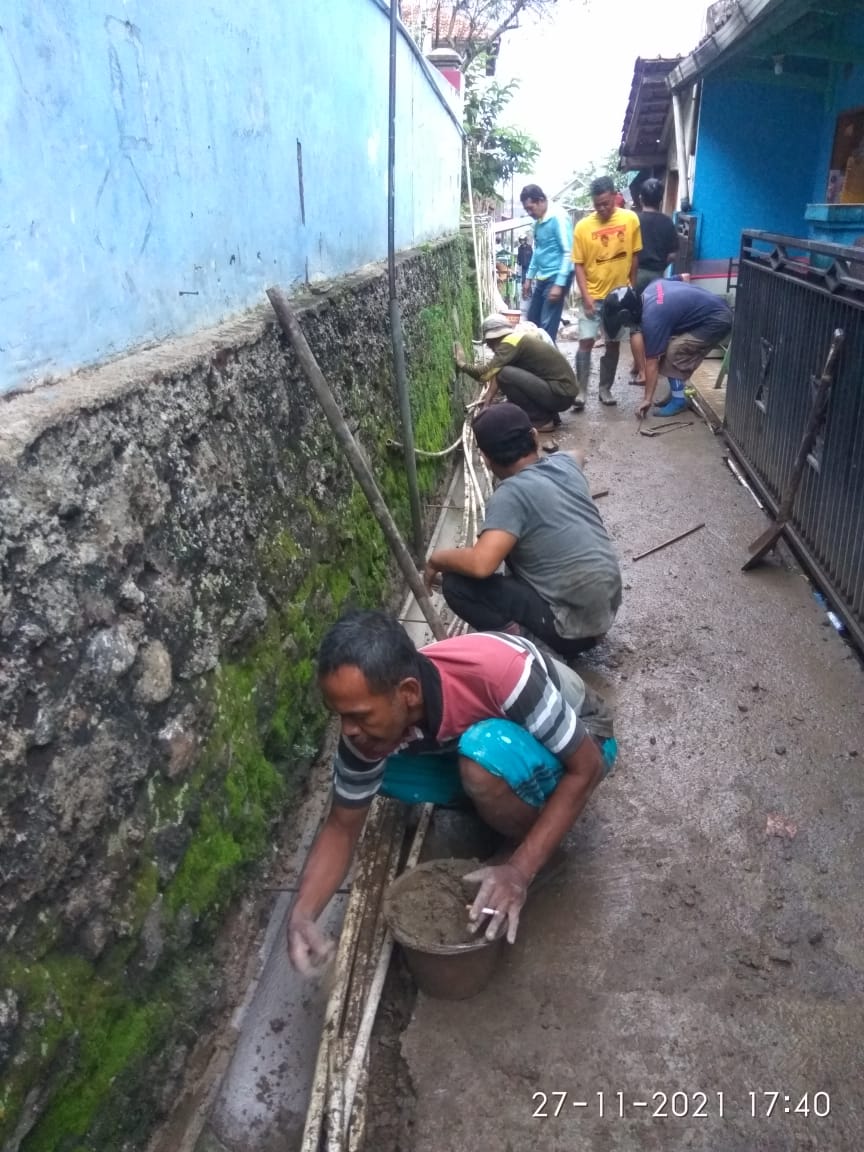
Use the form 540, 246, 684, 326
388, 0, 425, 559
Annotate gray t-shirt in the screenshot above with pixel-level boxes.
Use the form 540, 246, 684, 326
481, 453, 622, 639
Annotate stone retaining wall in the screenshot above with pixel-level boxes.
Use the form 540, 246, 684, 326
0, 238, 473, 1151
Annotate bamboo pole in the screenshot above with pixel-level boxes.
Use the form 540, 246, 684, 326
266, 288, 446, 641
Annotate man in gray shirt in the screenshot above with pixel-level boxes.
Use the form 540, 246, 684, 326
424, 404, 622, 658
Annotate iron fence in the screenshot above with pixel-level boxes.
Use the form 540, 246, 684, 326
724, 229, 864, 651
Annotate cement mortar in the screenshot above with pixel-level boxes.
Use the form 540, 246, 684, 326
386, 860, 479, 948
393, 353, 864, 1152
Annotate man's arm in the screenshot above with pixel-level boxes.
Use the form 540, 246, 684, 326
425, 529, 516, 588
636, 356, 661, 417
574, 263, 594, 316
287, 804, 368, 973
456, 339, 519, 382
509, 735, 603, 882
554, 213, 574, 287
628, 252, 639, 289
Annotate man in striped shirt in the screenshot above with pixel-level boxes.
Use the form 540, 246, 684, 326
287, 611, 616, 974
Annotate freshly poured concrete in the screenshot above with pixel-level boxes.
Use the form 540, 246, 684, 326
399, 378, 864, 1151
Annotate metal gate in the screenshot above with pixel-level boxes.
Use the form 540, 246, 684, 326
724, 230, 864, 650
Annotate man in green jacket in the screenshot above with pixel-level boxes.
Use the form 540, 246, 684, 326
455, 314, 582, 430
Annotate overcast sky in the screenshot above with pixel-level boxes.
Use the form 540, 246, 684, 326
493, 0, 708, 200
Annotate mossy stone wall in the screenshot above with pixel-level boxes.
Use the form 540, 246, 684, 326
0, 238, 475, 1150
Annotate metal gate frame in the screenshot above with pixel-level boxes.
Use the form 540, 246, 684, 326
724, 230, 864, 653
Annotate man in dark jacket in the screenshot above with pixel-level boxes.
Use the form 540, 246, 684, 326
602, 281, 732, 418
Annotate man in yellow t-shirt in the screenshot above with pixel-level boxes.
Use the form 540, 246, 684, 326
572, 176, 643, 407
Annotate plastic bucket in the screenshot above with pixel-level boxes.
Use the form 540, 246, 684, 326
383, 862, 503, 1000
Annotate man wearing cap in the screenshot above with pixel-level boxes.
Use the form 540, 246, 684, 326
602, 281, 733, 418
454, 314, 582, 429
424, 403, 622, 658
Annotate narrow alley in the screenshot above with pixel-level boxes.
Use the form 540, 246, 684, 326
372, 371, 864, 1152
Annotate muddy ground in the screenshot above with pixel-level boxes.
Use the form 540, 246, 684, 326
366, 362, 864, 1151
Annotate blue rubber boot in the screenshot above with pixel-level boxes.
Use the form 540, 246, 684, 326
653, 377, 687, 417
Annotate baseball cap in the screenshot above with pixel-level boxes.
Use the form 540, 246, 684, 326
472, 403, 532, 454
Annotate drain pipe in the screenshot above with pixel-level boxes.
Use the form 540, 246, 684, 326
388, 0, 425, 559
671, 89, 691, 208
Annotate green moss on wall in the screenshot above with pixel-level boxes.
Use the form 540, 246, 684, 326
0, 237, 473, 1152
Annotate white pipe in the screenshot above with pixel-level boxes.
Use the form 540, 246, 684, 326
671, 91, 691, 208
341, 803, 435, 1135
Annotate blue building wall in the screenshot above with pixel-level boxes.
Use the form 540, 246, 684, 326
692, 77, 824, 261
0, 0, 462, 393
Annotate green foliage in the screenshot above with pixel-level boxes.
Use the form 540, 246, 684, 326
561, 148, 633, 209
463, 59, 540, 202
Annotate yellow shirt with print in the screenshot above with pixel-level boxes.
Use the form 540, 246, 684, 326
572, 208, 642, 300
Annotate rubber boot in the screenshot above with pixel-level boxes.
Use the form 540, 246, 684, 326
598, 342, 620, 406
573, 350, 591, 411
653, 377, 688, 417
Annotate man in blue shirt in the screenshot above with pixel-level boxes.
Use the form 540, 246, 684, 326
520, 184, 574, 345
602, 280, 732, 417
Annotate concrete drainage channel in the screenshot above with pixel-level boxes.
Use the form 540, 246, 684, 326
182, 437, 487, 1152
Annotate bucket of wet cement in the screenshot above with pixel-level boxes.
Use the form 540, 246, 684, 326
383, 859, 503, 1000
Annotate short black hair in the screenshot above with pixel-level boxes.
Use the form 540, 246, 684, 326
482, 427, 536, 467
317, 610, 421, 693
589, 176, 616, 198
520, 183, 546, 204
640, 178, 664, 209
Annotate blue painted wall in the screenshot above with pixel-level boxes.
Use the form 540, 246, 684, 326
692, 77, 824, 261
0, 1, 462, 393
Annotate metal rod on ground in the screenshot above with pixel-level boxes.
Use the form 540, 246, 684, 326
632, 522, 705, 562
266, 288, 447, 641
387, 0, 424, 558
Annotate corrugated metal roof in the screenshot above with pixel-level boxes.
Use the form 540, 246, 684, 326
619, 57, 681, 167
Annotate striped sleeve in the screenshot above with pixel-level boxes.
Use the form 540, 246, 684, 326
332, 736, 385, 808
500, 640, 588, 761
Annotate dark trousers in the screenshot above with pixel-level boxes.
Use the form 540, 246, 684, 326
498, 366, 572, 426
441, 571, 600, 659
527, 274, 573, 343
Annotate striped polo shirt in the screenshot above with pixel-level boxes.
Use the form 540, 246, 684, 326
333, 632, 588, 807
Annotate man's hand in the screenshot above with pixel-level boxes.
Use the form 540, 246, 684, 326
547, 284, 563, 303
464, 862, 529, 944
522, 278, 533, 300
453, 340, 466, 369
636, 397, 652, 419
287, 913, 336, 976
582, 296, 596, 318
423, 560, 442, 592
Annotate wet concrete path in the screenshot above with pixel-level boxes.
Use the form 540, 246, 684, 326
397, 367, 864, 1151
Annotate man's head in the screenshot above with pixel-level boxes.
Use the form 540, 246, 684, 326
317, 610, 424, 758
639, 178, 664, 210
520, 183, 548, 220
472, 403, 537, 477
589, 176, 618, 222
601, 285, 642, 339
481, 313, 514, 348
